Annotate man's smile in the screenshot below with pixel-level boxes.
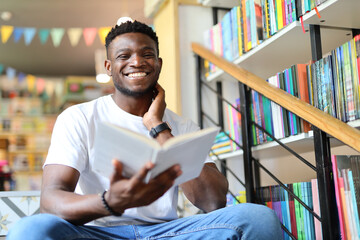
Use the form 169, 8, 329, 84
125, 72, 149, 78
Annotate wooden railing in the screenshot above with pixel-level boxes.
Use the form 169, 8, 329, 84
191, 42, 360, 152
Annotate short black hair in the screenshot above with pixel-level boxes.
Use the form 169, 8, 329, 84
105, 20, 159, 57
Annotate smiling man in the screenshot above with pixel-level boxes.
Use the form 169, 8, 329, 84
7, 20, 282, 240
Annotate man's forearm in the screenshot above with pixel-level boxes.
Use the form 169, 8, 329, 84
40, 188, 110, 225
180, 163, 228, 212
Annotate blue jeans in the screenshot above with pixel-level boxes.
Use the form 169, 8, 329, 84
7, 203, 282, 240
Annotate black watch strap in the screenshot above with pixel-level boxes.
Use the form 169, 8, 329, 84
149, 122, 171, 138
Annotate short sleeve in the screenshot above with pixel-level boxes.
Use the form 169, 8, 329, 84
44, 107, 89, 173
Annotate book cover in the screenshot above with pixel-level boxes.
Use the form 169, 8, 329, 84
350, 37, 360, 120
284, 69, 295, 135
242, 0, 249, 52
279, 71, 290, 137
295, 64, 312, 132
342, 169, 358, 237
294, 182, 305, 240
227, 104, 237, 150
235, 98, 243, 146
348, 170, 360, 238
343, 42, 356, 121
332, 48, 347, 122
289, 183, 298, 239
350, 156, 360, 222
306, 181, 316, 239
237, 6, 245, 56
311, 179, 323, 240
231, 104, 241, 149
283, 184, 292, 240
231, 7, 240, 60
331, 155, 347, 239
301, 182, 309, 240
275, 0, 284, 30
93, 122, 219, 186
262, 93, 274, 142
355, 35, 360, 116
221, 11, 233, 61
339, 177, 351, 239
307, 64, 314, 106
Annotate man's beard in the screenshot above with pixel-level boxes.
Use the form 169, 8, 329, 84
114, 81, 157, 98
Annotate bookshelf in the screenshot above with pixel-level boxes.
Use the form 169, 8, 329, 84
196, 0, 360, 239
206, 21, 352, 82
0, 97, 57, 191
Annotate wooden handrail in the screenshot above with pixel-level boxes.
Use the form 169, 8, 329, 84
192, 42, 360, 153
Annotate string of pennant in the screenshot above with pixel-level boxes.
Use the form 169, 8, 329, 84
0, 25, 112, 47
0, 63, 59, 96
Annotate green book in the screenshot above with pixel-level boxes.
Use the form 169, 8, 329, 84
294, 182, 305, 240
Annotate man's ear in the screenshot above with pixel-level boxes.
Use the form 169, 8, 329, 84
158, 57, 163, 73
104, 59, 112, 76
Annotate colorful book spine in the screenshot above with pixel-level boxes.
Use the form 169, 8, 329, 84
331, 155, 347, 239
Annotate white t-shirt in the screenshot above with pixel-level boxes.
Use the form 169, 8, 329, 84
44, 95, 211, 226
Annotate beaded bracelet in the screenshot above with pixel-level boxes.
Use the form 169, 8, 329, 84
101, 190, 123, 216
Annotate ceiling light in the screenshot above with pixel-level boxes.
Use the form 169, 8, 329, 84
96, 74, 111, 83
1, 11, 12, 21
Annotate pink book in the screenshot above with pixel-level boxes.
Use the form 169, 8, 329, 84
331, 155, 347, 239
311, 179, 323, 240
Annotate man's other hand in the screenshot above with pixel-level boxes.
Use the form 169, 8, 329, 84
105, 160, 182, 214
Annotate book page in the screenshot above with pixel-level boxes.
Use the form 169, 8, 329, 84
93, 122, 159, 178
146, 127, 219, 185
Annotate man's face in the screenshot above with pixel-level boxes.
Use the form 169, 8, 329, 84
105, 32, 162, 98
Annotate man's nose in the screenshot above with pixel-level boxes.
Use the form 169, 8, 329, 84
130, 55, 144, 67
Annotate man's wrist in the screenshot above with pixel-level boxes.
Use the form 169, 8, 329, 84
149, 122, 171, 138
100, 190, 123, 216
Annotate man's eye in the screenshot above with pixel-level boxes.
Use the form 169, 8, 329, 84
118, 55, 129, 59
144, 54, 155, 58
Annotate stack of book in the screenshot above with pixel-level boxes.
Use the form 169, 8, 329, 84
257, 180, 321, 240
203, 0, 328, 77
332, 155, 360, 239
210, 131, 233, 156
249, 34, 360, 145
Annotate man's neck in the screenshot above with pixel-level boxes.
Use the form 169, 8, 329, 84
112, 92, 152, 117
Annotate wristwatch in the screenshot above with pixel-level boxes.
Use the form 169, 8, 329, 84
149, 122, 171, 138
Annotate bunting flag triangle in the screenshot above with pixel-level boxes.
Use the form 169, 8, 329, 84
50, 28, 65, 47
36, 78, 46, 94
24, 28, 37, 45
98, 27, 111, 45
67, 28, 82, 47
6, 67, 16, 80
0, 64, 4, 75
26, 74, 36, 92
1, 25, 14, 44
38, 28, 50, 45
18, 72, 26, 83
13, 28, 24, 43
83, 28, 97, 46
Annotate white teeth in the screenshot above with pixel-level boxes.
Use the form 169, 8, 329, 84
128, 72, 147, 78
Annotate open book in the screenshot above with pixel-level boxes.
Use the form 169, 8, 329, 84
93, 122, 219, 186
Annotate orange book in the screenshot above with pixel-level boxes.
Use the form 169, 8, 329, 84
339, 177, 351, 239
242, 0, 248, 52
296, 64, 312, 133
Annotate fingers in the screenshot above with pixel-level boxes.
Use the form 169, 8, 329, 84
130, 161, 154, 184
110, 159, 123, 185
152, 164, 182, 187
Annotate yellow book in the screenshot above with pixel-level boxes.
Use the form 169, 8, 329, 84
276, 0, 284, 30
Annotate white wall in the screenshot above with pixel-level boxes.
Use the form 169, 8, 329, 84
178, 5, 213, 124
